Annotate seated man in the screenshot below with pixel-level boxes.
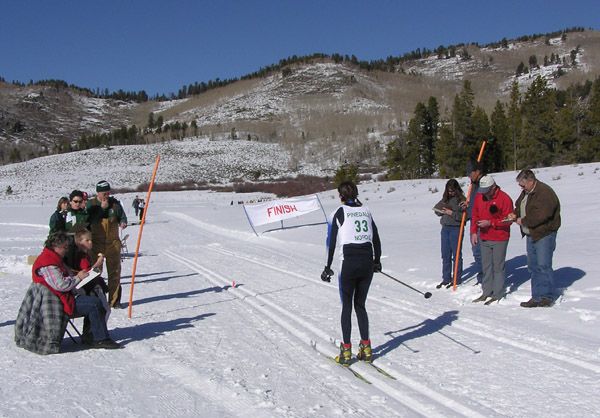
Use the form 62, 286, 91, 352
15, 232, 120, 353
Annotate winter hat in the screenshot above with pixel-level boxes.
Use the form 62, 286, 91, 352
96, 180, 111, 193
477, 175, 495, 194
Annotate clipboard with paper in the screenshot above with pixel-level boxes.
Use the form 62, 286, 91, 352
75, 268, 101, 289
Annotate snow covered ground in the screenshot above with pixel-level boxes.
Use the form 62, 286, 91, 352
1, 157, 600, 417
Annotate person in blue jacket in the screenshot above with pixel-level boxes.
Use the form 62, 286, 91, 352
321, 181, 382, 366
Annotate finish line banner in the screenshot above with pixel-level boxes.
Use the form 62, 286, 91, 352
244, 195, 323, 227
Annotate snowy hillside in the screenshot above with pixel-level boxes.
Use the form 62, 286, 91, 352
4, 30, 600, 158
1, 155, 600, 416
0, 137, 326, 202
170, 63, 390, 128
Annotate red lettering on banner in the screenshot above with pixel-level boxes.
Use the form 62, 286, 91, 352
266, 204, 298, 217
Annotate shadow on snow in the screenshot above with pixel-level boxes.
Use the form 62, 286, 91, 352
121, 271, 199, 285
374, 310, 469, 357
132, 286, 226, 306
112, 313, 215, 345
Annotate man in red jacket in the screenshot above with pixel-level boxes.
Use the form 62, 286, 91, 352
470, 175, 514, 304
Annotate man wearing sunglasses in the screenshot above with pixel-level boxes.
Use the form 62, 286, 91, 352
63, 190, 90, 267
65, 190, 89, 232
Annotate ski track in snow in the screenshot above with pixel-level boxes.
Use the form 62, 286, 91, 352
161, 209, 600, 416
164, 249, 485, 418
166, 211, 600, 376
162, 212, 497, 417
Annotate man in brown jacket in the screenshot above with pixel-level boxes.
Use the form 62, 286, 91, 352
87, 181, 128, 308
508, 170, 561, 308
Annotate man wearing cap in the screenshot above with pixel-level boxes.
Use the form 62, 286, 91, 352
508, 170, 561, 308
470, 175, 514, 304
460, 161, 485, 285
86, 181, 128, 308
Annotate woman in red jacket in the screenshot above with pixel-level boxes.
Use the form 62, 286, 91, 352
470, 176, 514, 304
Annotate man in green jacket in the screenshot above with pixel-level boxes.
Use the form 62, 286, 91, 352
508, 170, 561, 308
87, 181, 128, 308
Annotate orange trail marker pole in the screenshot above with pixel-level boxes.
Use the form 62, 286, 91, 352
453, 141, 486, 291
128, 154, 160, 318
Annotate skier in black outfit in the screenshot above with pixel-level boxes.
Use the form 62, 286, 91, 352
321, 181, 382, 365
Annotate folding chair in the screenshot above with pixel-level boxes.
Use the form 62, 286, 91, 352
65, 316, 83, 344
120, 233, 129, 260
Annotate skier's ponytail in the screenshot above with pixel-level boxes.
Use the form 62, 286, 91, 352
338, 181, 361, 206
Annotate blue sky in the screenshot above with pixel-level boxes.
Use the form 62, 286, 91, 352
1, 0, 598, 96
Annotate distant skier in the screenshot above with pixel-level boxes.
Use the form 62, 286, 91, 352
321, 181, 382, 365
138, 199, 145, 221
132, 196, 141, 217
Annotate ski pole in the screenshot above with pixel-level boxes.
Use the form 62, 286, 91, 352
380, 271, 432, 299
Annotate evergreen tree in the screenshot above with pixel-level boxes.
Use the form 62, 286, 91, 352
403, 103, 427, 178
9, 147, 21, 163
334, 162, 359, 186
453, 80, 479, 161
578, 77, 600, 161
490, 100, 510, 171
528, 55, 538, 69
432, 82, 481, 177
148, 112, 155, 128
77, 135, 89, 151
471, 106, 493, 170
385, 97, 439, 179
520, 76, 556, 167
553, 90, 580, 163
424, 97, 440, 175
384, 138, 405, 180
435, 123, 464, 177
507, 81, 522, 170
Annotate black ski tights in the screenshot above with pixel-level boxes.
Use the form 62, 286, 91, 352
339, 255, 373, 344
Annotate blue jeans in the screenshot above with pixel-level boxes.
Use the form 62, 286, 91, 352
75, 295, 109, 342
441, 226, 463, 283
527, 232, 557, 300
